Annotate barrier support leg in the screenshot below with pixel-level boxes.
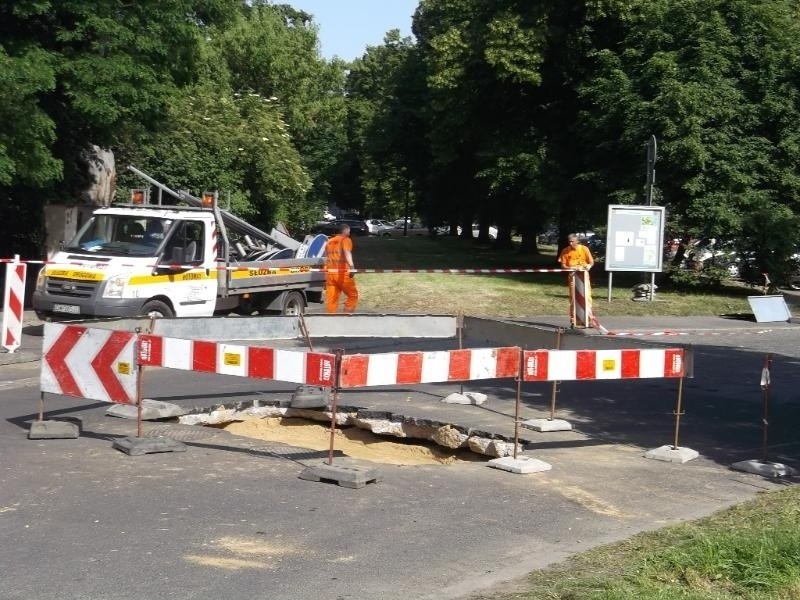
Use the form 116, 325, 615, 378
645, 377, 698, 463
28, 391, 80, 439
488, 349, 551, 474
300, 349, 380, 488
732, 354, 796, 477
299, 311, 314, 352
523, 328, 572, 432
111, 329, 187, 455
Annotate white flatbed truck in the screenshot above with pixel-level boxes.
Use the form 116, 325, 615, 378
33, 167, 326, 319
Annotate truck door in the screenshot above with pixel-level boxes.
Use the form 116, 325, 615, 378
157, 219, 218, 316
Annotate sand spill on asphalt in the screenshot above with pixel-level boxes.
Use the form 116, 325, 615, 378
219, 417, 482, 465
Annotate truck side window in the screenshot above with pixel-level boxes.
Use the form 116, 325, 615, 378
163, 221, 204, 264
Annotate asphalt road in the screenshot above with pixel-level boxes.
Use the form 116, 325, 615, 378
1, 311, 799, 600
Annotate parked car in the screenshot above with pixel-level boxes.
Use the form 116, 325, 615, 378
389, 221, 428, 236
365, 218, 395, 236
313, 219, 368, 236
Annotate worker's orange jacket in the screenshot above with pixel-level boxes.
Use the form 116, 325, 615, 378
558, 244, 594, 269
325, 235, 352, 276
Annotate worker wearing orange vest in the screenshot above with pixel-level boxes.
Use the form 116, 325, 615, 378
558, 233, 594, 326
324, 223, 359, 313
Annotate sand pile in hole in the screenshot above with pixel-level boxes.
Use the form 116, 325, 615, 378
220, 417, 482, 465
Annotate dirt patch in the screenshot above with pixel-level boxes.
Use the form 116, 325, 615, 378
219, 417, 483, 466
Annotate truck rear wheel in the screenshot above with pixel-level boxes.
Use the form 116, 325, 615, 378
141, 299, 174, 318
281, 291, 305, 316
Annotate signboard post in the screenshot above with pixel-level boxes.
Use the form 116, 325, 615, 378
604, 205, 666, 302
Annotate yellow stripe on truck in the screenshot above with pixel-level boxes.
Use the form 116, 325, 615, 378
231, 266, 312, 279
45, 268, 106, 281
128, 270, 215, 284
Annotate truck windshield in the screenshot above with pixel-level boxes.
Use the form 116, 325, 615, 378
65, 215, 173, 256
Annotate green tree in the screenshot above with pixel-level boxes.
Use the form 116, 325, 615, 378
214, 2, 348, 213
579, 0, 800, 280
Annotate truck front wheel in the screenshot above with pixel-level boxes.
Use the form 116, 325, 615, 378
281, 291, 305, 316
141, 299, 174, 318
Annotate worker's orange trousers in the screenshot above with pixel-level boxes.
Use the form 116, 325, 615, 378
325, 274, 359, 313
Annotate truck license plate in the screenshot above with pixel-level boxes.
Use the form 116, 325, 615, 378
53, 303, 80, 314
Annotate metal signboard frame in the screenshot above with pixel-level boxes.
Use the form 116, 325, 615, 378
605, 205, 666, 273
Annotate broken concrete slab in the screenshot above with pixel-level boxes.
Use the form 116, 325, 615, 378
28, 420, 80, 440
298, 461, 381, 489
106, 399, 188, 420
487, 456, 552, 474
112, 436, 187, 456
522, 418, 572, 432
441, 392, 487, 405
644, 445, 699, 464
731, 459, 797, 478
289, 385, 330, 409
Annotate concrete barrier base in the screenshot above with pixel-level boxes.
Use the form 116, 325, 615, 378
644, 445, 699, 463
731, 459, 797, 478
28, 420, 80, 439
487, 456, 552, 474
298, 461, 380, 489
113, 436, 187, 456
522, 418, 572, 432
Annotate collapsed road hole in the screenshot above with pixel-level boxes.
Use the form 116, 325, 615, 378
208, 417, 485, 466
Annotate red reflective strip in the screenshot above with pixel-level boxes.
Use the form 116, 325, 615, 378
621, 350, 640, 378
448, 349, 472, 381
576, 350, 596, 379
306, 352, 335, 386
192, 340, 217, 372
665, 349, 684, 377
91, 330, 133, 403
247, 347, 274, 379
340, 355, 368, 388
137, 334, 163, 366
495, 347, 520, 378
44, 326, 85, 397
523, 350, 548, 381
396, 353, 423, 384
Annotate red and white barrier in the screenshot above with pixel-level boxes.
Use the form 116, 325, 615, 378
41, 324, 138, 404
2, 256, 27, 353
339, 347, 521, 388
573, 270, 591, 328
523, 348, 685, 382
137, 334, 336, 387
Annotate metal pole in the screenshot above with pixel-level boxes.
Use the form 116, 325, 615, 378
607, 272, 613, 303
327, 349, 344, 466
548, 328, 563, 421
38, 392, 45, 422
513, 369, 522, 460
672, 377, 685, 450
457, 313, 464, 395
761, 354, 772, 462
299, 311, 314, 352
136, 363, 144, 438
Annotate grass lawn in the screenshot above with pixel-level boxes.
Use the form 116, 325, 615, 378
352, 235, 778, 318
353, 234, 800, 600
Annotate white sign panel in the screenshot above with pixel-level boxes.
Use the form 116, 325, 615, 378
605, 205, 666, 272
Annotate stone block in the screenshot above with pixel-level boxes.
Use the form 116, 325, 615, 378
298, 461, 380, 489
522, 418, 572, 432
113, 436, 187, 456
487, 456, 552, 474
28, 420, 80, 440
106, 399, 187, 420
644, 445, 699, 464
731, 459, 797, 478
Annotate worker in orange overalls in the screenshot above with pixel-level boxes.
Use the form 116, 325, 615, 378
324, 223, 359, 313
558, 233, 594, 326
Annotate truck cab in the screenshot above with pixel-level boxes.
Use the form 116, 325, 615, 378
33, 174, 326, 320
